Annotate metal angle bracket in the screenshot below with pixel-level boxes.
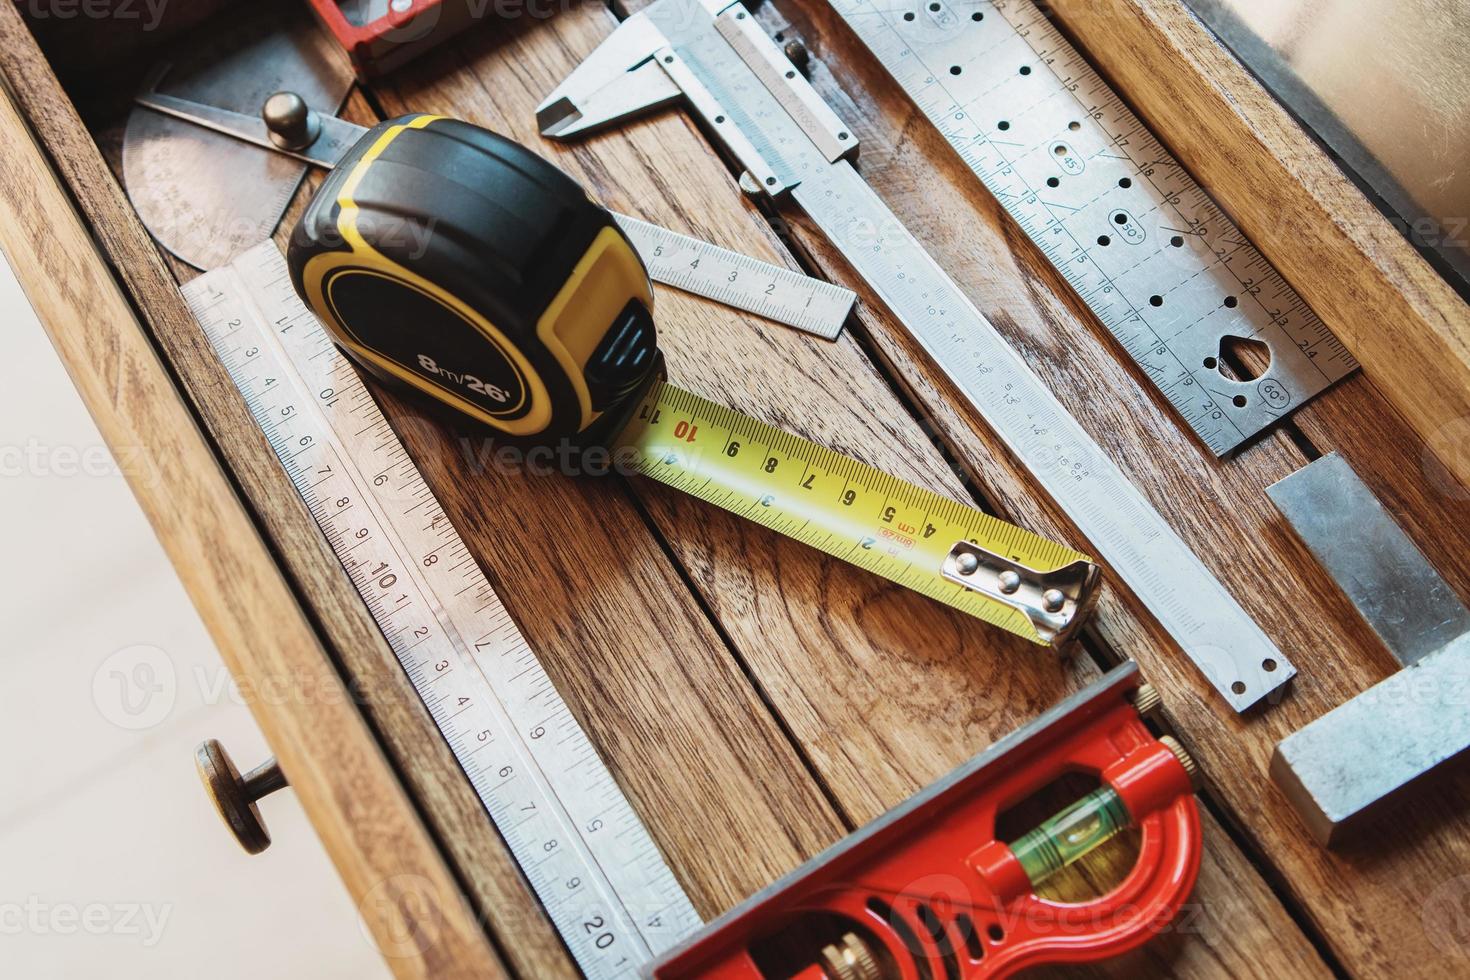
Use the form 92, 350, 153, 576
1268, 452, 1470, 845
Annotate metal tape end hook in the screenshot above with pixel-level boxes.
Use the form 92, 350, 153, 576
944, 542, 1101, 646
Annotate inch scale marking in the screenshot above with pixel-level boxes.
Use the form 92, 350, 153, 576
612, 212, 856, 339
828, 0, 1358, 455
182, 242, 700, 979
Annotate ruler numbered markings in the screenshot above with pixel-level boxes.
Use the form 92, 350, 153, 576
614, 212, 856, 339
620, 382, 1095, 643
829, 0, 1358, 455
182, 242, 700, 979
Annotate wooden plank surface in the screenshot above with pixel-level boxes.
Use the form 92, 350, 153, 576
16, 0, 1470, 976
368, 3, 1325, 977
0, 51, 506, 980
743, 2, 1470, 976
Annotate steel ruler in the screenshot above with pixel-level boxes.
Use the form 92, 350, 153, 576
612, 212, 855, 338
827, 0, 1358, 455
539, 0, 1295, 710
182, 242, 701, 979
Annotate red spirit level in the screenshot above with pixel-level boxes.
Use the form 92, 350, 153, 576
651, 663, 1201, 979
306, 0, 484, 79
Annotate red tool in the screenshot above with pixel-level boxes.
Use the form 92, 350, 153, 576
650, 663, 1201, 979
306, 0, 482, 79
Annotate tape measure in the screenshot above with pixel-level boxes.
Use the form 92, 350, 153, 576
620, 383, 1096, 641
286, 112, 1098, 644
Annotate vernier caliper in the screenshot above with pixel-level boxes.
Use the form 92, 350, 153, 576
538, 0, 1294, 711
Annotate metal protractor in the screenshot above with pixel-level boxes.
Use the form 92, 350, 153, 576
122, 8, 353, 270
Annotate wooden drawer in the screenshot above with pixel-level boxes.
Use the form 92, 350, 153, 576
2, 1, 1467, 976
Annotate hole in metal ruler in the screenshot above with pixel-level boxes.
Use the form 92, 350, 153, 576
1118, 177, 1133, 189
1097, 235, 1111, 246
1019, 65, 1032, 75
1218, 335, 1272, 383
1047, 177, 1060, 188
950, 65, 962, 75
998, 120, 1010, 130
971, 11, 984, 20
1231, 680, 1247, 695
904, 11, 916, 21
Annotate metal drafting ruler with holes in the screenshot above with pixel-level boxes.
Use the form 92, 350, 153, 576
828, 0, 1358, 455
182, 242, 702, 979
538, 0, 1295, 710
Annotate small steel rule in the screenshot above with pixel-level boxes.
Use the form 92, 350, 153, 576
182, 242, 702, 979
612, 211, 855, 338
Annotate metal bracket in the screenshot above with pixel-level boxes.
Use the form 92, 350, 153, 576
1268, 452, 1470, 845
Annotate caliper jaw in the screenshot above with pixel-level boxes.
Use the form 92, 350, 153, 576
534, 11, 681, 139
537, 0, 857, 197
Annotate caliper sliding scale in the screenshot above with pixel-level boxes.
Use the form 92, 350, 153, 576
539, 0, 1293, 711
654, 661, 1202, 978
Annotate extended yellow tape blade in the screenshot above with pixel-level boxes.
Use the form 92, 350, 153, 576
617, 382, 1094, 645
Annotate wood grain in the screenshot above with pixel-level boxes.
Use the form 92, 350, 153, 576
1046, 0, 1470, 494
3, 10, 855, 978
374, 4, 1328, 976
0, 65, 504, 980
753, 1, 1470, 975
16, 0, 1458, 974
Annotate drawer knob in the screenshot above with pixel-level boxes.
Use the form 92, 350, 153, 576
195, 739, 289, 855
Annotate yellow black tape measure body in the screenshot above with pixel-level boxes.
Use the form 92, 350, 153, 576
285, 114, 1096, 645
289, 114, 661, 444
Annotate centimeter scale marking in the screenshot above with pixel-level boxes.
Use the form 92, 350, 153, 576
613, 212, 856, 339
828, 0, 1358, 455
621, 381, 1092, 641
182, 242, 701, 979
